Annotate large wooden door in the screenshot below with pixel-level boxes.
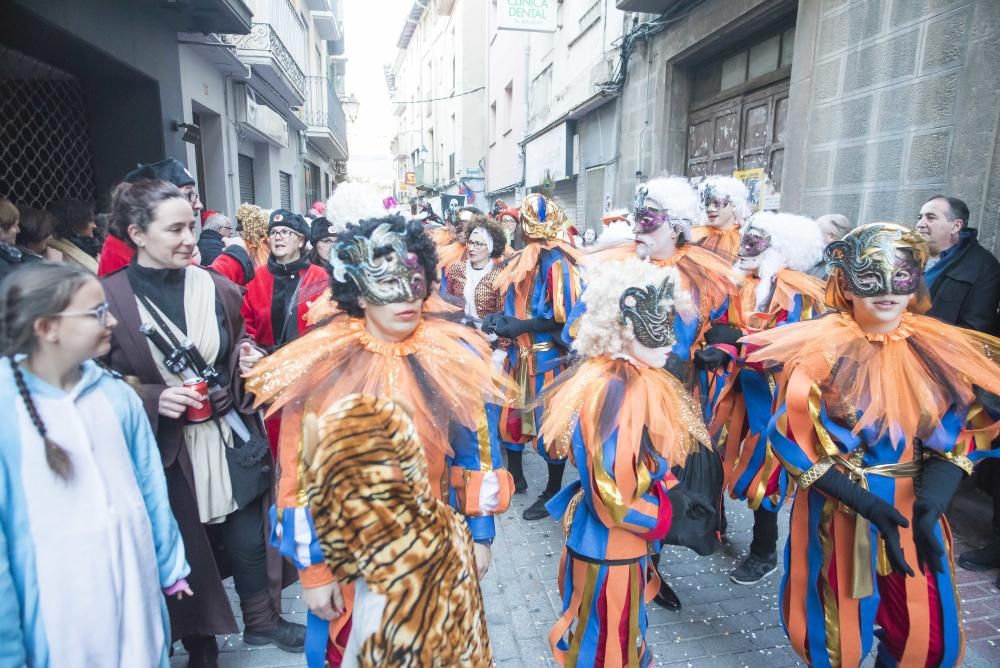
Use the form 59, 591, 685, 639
685, 79, 789, 190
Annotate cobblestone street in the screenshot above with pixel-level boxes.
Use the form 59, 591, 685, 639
173, 450, 1000, 667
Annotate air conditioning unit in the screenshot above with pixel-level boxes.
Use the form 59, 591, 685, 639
235, 84, 289, 148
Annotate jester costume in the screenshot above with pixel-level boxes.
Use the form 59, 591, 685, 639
541, 262, 710, 666
246, 217, 514, 667
744, 224, 1000, 667
690, 176, 751, 260
484, 194, 583, 511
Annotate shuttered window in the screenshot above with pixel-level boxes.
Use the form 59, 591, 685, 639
238, 154, 255, 204
279, 171, 292, 210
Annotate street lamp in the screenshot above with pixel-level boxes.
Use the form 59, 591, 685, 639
418, 144, 430, 162
340, 93, 360, 122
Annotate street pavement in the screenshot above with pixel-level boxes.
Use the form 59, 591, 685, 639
172, 449, 1000, 667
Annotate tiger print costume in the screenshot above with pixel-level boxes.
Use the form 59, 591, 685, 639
303, 393, 494, 667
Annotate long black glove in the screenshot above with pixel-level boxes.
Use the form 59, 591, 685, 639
481, 314, 560, 339
913, 456, 965, 573
812, 468, 914, 577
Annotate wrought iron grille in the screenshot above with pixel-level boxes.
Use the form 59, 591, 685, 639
0, 47, 96, 207
222, 23, 306, 101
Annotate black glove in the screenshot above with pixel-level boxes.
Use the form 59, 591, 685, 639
663, 355, 693, 385
693, 346, 731, 371
703, 323, 743, 346
482, 315, 559, 339
812, 468, 914, 577
480, 313, 504, 335
913, 456, 965, 573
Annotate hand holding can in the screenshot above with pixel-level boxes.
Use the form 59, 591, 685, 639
183, 377, 212, 423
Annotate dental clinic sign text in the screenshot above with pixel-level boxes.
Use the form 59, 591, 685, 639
497, 0, 557, 33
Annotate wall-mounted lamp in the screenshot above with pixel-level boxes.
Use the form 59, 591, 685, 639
172, 121, 201, 144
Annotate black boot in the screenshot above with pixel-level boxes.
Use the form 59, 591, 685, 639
523, 462, 565, 521
182, 635, 218, 668
240, 589, 306, 653
650, 552, 682, 610
957, 541, 1000, 571
507, 448, 528, 493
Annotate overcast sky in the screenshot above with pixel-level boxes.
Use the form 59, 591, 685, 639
343, 0, 410, 183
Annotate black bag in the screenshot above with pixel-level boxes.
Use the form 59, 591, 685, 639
664, 442, 724, 556
224, 430, 272, 509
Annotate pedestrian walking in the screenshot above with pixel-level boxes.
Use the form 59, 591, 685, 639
0, 262, 191, 667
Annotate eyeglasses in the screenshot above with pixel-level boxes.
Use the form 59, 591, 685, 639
268, 228, 300, 239
54, 302, 114, 328
467, 240, 488, 250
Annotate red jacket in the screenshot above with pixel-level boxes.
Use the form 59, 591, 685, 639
242, 260, 329, 348
97, 234, 254, 285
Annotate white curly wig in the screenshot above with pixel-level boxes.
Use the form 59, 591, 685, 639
574, 257, 692, 359
325, 182, 389, 234
699, 176, 751, 221
745, 211, 824, 308
639, 177, 706, 238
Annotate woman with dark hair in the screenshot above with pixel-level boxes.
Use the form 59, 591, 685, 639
47, 198, 100, 271
245, 215, 514, 668
100, 179, 304, 665
14, 206, 59, 264
0, 198, 24, 280
308, 216, 335, 267
0, 262, 191, 665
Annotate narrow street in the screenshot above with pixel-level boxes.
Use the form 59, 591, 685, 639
173, 450, 1000, 667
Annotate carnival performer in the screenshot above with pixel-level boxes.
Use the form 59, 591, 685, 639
302, 393, 495, 667
744, 223, 1000, 667
566, 177, 743, 610
541, 258, 710, 667
483, 193, 583, 515
236, 203, 272, 269
100, 179, 303, 665
711, 212, 828, 586
0, 263, 191, 667
692, 176, 751, 259
444, 216, 509, 358
245, 215, 515, 668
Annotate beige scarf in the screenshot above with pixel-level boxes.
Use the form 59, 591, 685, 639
48, 238, 98, 273
137, 267, 237, 524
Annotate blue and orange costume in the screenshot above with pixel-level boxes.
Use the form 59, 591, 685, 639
744, 223, 1000, 667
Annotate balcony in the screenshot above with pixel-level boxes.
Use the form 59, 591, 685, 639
304, 76, 348, 161
223, 22, 306, 107
615, 0, 684, 10
312, 11, 341, 41
163, 0, 252, 34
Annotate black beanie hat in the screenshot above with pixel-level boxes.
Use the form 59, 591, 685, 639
310, 216, 336, 244
125, 158, 196, 187
268, 209, 310, 238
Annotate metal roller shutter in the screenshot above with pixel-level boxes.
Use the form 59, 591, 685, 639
279, 171, 291, 210
238, 154, 255, 204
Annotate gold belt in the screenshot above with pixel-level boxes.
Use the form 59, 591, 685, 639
513, 340, 556, 437
813, 449, 922, 599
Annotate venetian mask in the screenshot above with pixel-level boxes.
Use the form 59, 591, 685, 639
331, 223, 428, 305
824, 223, 927, 297
619, 273, 678, 349
632, 184, 693, 238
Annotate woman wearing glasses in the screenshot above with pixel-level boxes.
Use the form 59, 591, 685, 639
0, 262, 191, 665
241, 209, 328, 353
100, 180, 305, 666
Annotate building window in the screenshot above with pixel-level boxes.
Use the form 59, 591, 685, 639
449, 152, 456, 180
691, 25, 795, 104
279, 171, 292, 209
238, 154, 255, 205
502, 81, 513, 134
304, 161, 320, 209
529, 66, 551, 122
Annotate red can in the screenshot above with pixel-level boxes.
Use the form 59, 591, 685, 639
184, 377, 212, 423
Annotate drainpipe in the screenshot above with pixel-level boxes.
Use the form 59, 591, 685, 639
634, 35, 653, 184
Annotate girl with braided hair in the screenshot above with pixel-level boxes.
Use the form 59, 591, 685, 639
0, 263, 191, 666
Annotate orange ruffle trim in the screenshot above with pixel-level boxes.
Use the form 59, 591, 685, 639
538, 356, 709, 466
743, 311, 1000, 442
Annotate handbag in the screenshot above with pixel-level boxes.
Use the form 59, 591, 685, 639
664, 441, 724, 556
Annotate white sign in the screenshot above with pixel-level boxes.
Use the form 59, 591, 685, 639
497, 0, 557, 33
524, 123, 570, 187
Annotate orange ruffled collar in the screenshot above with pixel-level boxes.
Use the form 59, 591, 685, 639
744, 311, 1000, 441
245, 313, 514, 459
538, 356, 708, 466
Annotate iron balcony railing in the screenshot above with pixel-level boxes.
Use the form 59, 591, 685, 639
304, 76, 346, 138
223, 23, 305, 100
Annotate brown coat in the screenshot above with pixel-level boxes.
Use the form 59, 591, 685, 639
101, 266, 293, 639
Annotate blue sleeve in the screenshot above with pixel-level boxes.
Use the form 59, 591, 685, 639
448, 401, 506, 543
0, 474, 27, 666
